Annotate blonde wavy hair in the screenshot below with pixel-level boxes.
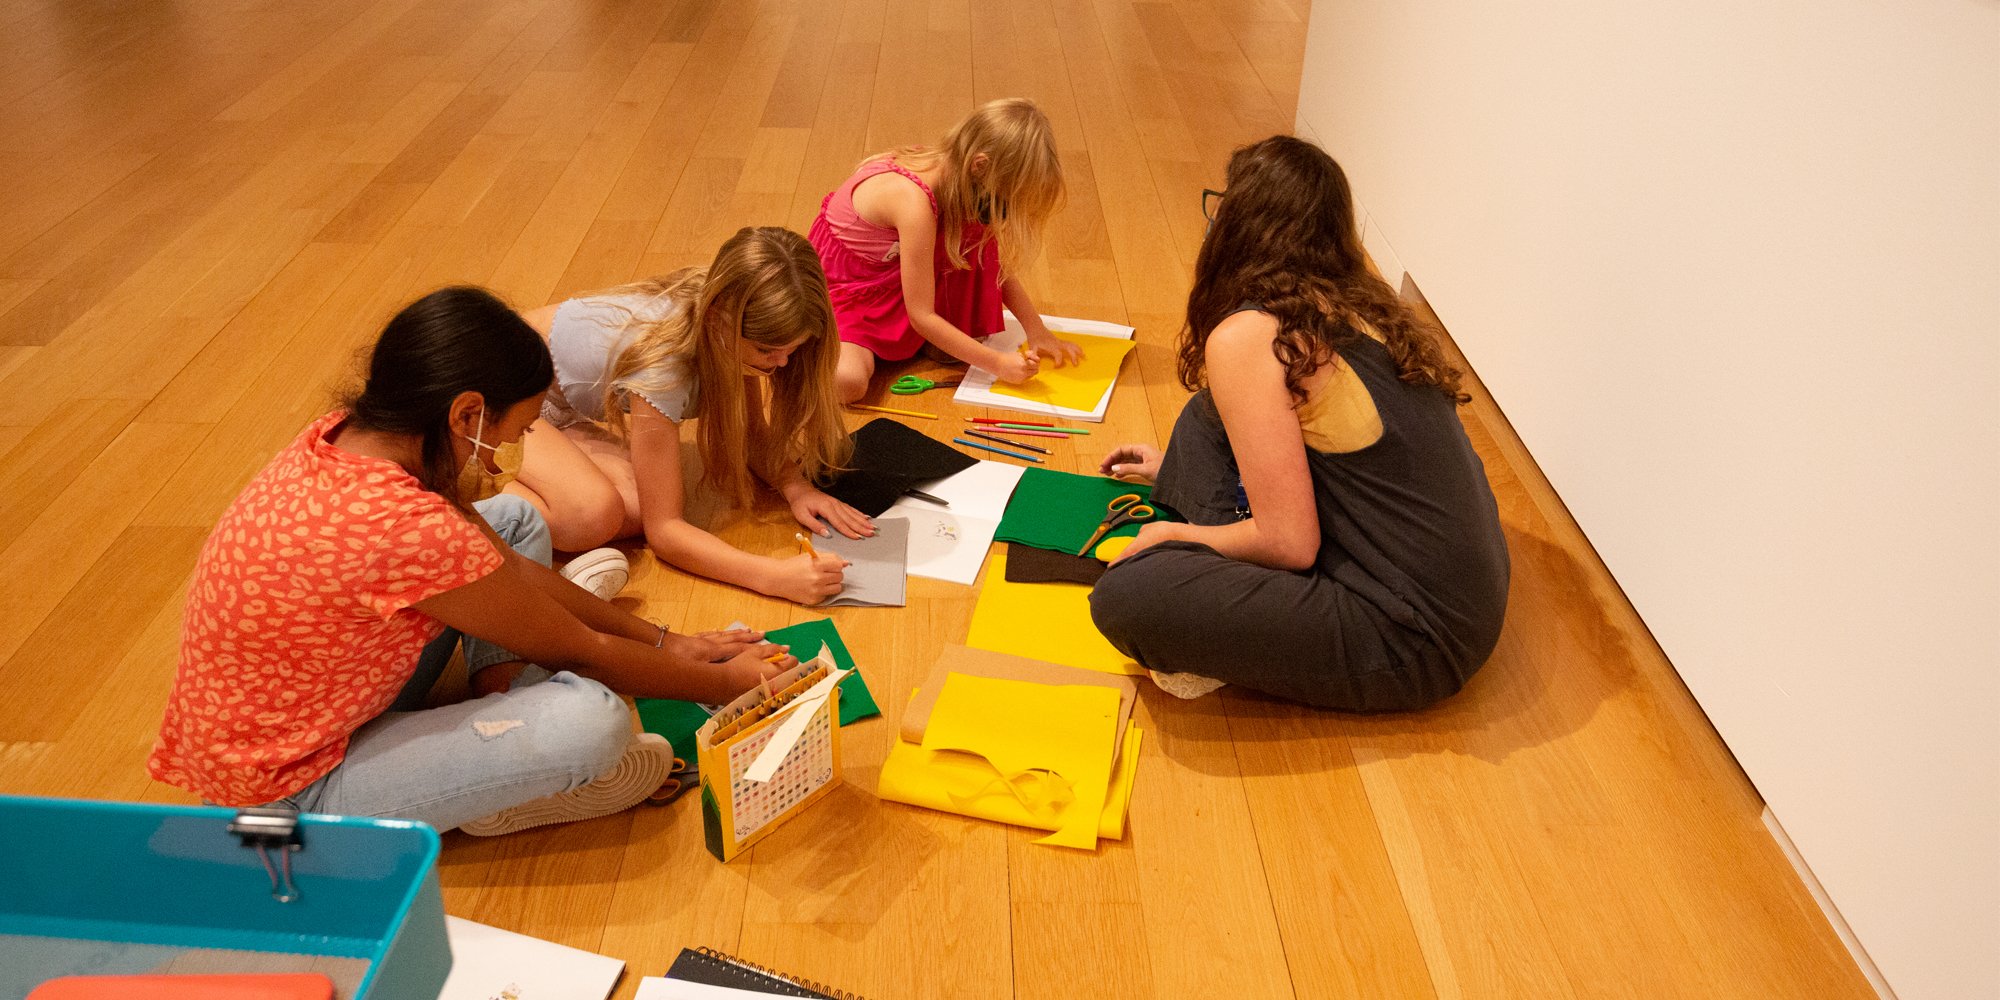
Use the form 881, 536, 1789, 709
597, 227, 848, 505
868, 97, 1065, 278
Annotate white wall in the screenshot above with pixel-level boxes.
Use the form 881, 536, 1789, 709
1295, 3, 1999, 997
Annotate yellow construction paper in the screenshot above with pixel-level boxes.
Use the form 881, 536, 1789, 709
1093, 536, 1134, 562
922, 674, 1119, 849
990, 333, 1136, 411
967, 549, 1144, 676
1097, 727, 1142, 839
878, 723, 1143, 841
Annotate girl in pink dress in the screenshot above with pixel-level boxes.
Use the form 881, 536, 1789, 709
809, 98, 1083, 402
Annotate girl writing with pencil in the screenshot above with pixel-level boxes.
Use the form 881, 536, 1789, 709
810, 98, 1084, 403
507, 227, 867, 606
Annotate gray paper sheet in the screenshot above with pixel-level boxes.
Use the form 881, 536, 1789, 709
815, 515, 909, 607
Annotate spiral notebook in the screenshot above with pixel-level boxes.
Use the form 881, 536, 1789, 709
632, 947, 865, 999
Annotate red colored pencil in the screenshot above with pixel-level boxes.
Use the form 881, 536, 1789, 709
977, 426, 1067, 439
970, 417, 1055, 427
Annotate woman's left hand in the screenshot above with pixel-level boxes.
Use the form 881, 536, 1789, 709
1024, 330, 1085, 368
1109, 521, 1181, 564
790, 488, 874, 539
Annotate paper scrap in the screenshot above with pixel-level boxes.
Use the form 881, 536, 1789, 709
966, 548, 1145, 675
471, 719, 524, 740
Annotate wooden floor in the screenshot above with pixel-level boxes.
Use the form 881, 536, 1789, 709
0, 0, 1878, 997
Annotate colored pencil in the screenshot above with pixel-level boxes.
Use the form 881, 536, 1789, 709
849, 403, 938, 420
969, 417, 1054, 427
976, 426, 1066, 439
966, 430, 1051, 454
953, 437, 1045, 463
994, 422, 1089, 434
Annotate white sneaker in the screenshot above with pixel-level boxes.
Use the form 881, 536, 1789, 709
560, 547, 630, 600
459, 733, 675, 836
1148, 669, 1226, 700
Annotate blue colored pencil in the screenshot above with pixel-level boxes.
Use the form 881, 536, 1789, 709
966, 429, 1052, 454
953, 437, 1045, 463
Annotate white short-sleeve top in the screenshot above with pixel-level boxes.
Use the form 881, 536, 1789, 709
545, 295, 697, 425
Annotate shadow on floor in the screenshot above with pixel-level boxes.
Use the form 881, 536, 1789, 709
1155, 520, 1644, 775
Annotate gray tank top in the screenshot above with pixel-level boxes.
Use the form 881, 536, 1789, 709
1153, 314, 1511, 677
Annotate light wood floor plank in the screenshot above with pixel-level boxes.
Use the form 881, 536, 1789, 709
0, 398, 147, 555
0, 525, 210, 743
0, 420, 207, 668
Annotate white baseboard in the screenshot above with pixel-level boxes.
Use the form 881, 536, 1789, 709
1762, 806, 1899, 1000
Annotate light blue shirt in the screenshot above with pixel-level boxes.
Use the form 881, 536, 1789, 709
547, 295, 696, 423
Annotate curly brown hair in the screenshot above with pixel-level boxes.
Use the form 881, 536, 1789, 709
1179, 136, 1465, 405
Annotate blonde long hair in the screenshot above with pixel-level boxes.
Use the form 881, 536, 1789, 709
868, 97, 1064, 278
598, 227, 848, 505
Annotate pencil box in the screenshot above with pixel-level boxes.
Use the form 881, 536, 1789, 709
696, 648, 845, 862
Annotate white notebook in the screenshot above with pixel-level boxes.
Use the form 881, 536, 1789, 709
437, 916, 625, 1000
874, 460, 1027, 585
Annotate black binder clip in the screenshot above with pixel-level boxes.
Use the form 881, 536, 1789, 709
230, 806, 305, 903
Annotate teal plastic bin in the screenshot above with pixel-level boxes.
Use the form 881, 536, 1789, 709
0, 795, 450, 1000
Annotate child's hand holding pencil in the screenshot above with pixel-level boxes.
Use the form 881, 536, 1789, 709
772, 531, 849, 606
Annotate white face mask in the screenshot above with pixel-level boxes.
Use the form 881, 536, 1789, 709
455, 408, 523, 502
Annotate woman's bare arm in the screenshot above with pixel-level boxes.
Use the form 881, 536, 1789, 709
1113, 311, 1321, 571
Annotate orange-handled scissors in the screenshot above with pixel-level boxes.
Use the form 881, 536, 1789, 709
1077, 493, 1156, 556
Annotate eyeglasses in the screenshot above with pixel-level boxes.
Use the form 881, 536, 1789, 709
1201, 189, 1224, 222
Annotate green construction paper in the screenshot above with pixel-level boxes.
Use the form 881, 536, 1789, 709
638, 621, 880, 745
765, 618, 881, 725
993, 467, 1182, 555
636, 697, 711, 764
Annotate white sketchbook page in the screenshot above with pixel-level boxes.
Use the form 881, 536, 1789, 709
875, 505, 1000, 586
895, 460, 1027, 521
634, 977, 783, 1000
439, 916, 625, 1000
952, 312, 1136, 423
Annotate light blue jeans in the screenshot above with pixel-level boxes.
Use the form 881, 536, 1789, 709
277, 495, 629, 832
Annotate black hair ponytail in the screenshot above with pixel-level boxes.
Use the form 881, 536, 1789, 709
341, 286, 553, 505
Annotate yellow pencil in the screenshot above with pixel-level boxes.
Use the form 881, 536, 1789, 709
795, 532, 818, 558
849, 403, 938, 420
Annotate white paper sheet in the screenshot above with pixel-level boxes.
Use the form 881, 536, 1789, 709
875, 506, 1001, 586
895, 460, 1026, 521
952, 312, 1137, 422
439, 916, 625, 1000
866, 460, 1023, 585
634, 977, 781, 1000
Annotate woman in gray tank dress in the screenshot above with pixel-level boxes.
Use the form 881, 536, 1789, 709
1090, 136, 1510, 712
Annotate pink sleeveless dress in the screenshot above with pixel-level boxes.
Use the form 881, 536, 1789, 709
808, 158, 1005, 361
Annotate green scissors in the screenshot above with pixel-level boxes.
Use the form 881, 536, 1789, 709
890, 374, 963, 394
1077, 493, 1156, 555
